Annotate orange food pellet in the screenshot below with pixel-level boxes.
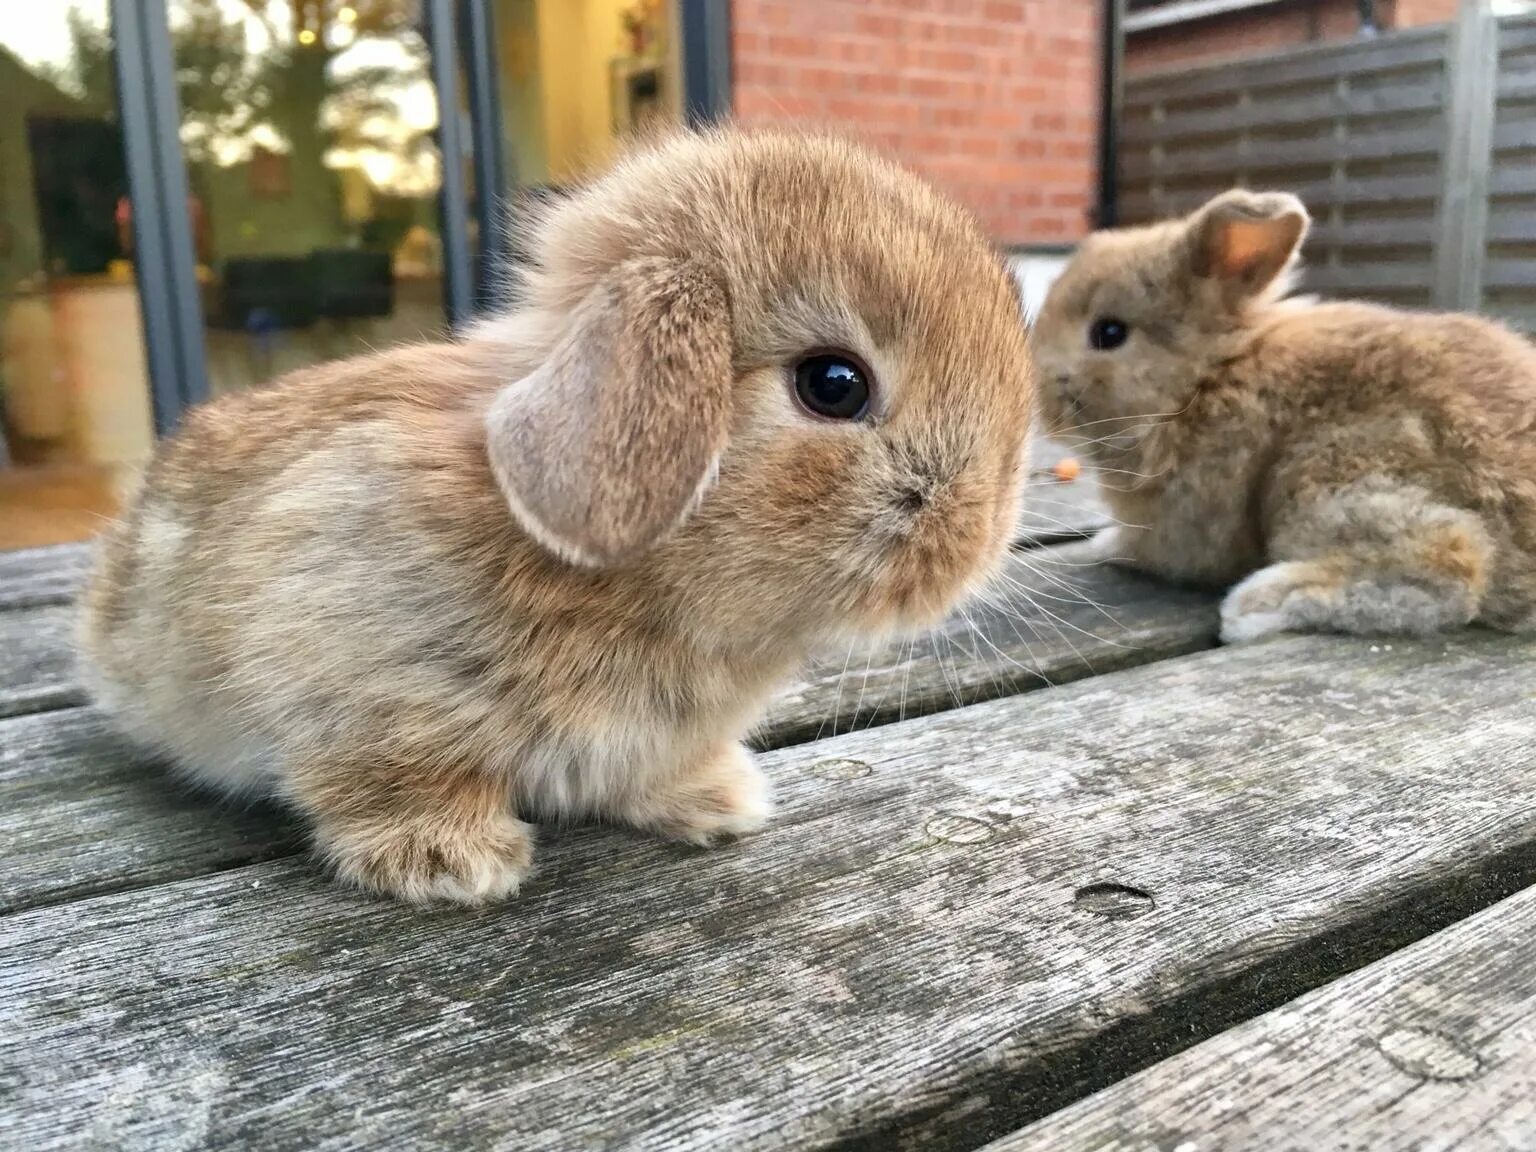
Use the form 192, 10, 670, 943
1052, 457, 1082, 482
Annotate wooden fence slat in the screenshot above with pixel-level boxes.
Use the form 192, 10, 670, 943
3, 633, 1535, 1150
1479, 206, 1536, 243
1127, 27, 1449, 105
1121, 174, 1441, 226
1308, 218, 1439, 249
1478, 258, 1536, 288
985, 885, 1536, 1151
0, 545, 1219, 915
1120, 122, 1445, 184
1487, 164, 1536, 196
1496, 12, 1536, 56
1121, 83, 1445, 148
1304, 263, 1437, 293
1489, 114, 1536, 151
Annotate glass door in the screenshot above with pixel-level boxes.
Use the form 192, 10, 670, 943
476, 0, 686, 282
0, 4, 155, 550
0, 0, 719, 553
163, 0, 450, 397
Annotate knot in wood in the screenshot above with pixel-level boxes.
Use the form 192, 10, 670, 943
1073, 882, 1155, 920
1376, 1026, 1484, 1081
924, 814, 994, 844
808, 758, 872, 781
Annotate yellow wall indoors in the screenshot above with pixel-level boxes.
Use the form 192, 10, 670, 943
527, 0, 677, 185
497, 0, 550, 184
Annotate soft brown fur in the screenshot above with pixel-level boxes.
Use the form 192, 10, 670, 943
1031, 188, 1536, 643
80, 127, 1034, 904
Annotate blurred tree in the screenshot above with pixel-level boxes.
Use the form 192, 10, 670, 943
43, 0, 434, 192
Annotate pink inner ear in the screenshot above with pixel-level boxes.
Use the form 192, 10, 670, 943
1217, 218, 1286, 280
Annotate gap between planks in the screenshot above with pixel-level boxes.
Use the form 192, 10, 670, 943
987, 882, 1536, 1152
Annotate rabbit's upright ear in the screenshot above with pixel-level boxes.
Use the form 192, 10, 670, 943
1187, 190, 1310, 305
485, 258, 732, 568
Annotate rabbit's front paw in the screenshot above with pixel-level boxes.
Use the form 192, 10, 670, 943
624, 743, 773, 847
319, 810, 535, 906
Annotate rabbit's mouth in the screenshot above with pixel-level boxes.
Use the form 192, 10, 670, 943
1042, 376, 1087, 434
863, 496, 1015, 633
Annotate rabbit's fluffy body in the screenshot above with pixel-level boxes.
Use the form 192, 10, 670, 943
1032, 190, 1536, 642
81, 130, 1034, 904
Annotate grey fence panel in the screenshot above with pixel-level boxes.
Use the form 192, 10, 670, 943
1119, 6, 1536, 321
1486, 12, 1536, 328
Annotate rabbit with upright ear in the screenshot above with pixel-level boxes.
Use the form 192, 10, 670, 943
80, 128, 1035, 905
1031, 188, 1536, 643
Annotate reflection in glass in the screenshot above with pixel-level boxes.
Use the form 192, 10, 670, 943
0, 3, 153, 550
484, 1, 683, 285
166, 0, 446, 395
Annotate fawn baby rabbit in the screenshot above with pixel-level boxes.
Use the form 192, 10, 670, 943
81, 129, 1035, 904
1032, 188, 1536, 643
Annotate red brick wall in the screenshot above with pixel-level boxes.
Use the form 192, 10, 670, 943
730, 0, 1102, 246
1126, 0, 1461, 76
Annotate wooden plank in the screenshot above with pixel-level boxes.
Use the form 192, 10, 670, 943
1309, 218, 1438, 250
1120, 174, 1441, 227
1479, 258, 1536, 289
0, 542, 92, 612
1487, 164, 1536, 197
1121, 122, 1445, 184
0, 547, 1218, 914
1494, 63, 1536, 99
0, 707, 304, 916
1498, 13, 1536, 57
1489, 114, 1536, 152
987, 884, 1536, 1152
0, 606, 86, 720
1120, 84, 1445, 148
1123, 0, 1291, 35
1480, 206, 1536, 243
1127, 28, 1448, 105
4, 633, 1535, 1151
1304, 263, 1437, 294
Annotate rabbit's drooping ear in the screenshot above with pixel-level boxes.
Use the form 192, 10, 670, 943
1187, 190, 1310, 305
485, 259, 732, 568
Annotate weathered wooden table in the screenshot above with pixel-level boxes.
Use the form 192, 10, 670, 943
3, 449, 1534, 1151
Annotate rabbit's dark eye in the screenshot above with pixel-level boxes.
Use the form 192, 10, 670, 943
1089, 318, 1130, 351
794, 353, 871, 421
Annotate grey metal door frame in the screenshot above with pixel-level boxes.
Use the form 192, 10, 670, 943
114, 0, 732, 432
111, 0, 210, 434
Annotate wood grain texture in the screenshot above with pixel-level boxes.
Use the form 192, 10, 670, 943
764, 545, 1215, 747
5, 633, 1536, 1151
0, 707, 303, 915
0, 550, 1216, 914
989, 884, 1536, 1152
0, 542, 92, 611
0, 606, 86, 720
